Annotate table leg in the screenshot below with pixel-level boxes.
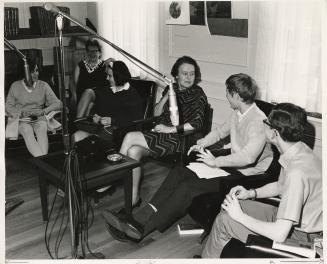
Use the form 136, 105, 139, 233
38, 172, 49, 221
123, 169, 133, 216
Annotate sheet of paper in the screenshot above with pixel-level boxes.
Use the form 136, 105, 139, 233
186, 162, 230, 179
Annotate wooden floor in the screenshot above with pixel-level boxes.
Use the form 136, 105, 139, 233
5, 149, 203, 259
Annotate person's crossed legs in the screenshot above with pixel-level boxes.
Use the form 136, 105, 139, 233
202, 200, 278, 258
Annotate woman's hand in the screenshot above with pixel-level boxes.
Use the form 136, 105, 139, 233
187, 144, 204, 156
22, 109, 44, 117
153, 124, 175, 133
104, 57, 116, 68
229, 185, 250, 200
100, 116, 111, 126
93, 114, 101, 124
221, 193, 244, 220
196, 148, 216, 167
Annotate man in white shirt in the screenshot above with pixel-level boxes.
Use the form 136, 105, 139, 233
202, 103, 322, 258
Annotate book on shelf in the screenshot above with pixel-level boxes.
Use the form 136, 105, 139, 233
272, 238, 316, 258
4, 7, 19, 37
30, 6, 71, 36
177, 223, 204, 236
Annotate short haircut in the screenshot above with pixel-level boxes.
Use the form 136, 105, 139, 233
17, 56, 41, 79
268, 103, 307, 142
112, 61, 131, 86
170, 56, 201, 84
225, 73, 257, 104
85, 38, 101, 52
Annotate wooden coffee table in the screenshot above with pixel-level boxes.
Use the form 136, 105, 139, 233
31, 151, 139, 221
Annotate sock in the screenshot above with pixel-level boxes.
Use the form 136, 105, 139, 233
133, 204, 156, 226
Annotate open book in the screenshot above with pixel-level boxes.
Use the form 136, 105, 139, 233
272, 238, 316, 258
45, 111, 61, 132
186, 162, 229, 179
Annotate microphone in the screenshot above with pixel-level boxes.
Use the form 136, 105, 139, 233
168, 83, 179, 126
43, 3, 61, 14
56, 15, 63, 31
23, 59, 33, 87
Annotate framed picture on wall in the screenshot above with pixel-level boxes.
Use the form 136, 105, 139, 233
190, 1, 205, 26
166, 1, 190, 25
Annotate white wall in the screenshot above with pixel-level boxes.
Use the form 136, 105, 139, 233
158, 1, 322, 158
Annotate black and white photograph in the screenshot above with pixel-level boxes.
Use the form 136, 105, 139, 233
2, 0, 325, 262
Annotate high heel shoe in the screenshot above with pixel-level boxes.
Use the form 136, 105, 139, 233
118, 198, 142, 216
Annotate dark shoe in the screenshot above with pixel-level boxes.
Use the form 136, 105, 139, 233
105, 223, 141, 243
102, 210, 143, 240
117, 197, 142, 215
193, 255, 202, 258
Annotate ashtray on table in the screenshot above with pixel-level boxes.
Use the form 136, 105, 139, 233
106, 153, 124, 163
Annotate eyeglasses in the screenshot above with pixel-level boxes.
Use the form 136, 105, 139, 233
263, 119, 276, 129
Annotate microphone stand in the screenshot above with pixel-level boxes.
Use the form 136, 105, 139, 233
44, 2, 180, 259
55, 15, 77, 258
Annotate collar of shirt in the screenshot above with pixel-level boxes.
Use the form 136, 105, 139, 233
236, 103, 255, 122
22, 80, 36, 93
278, 141, 305, 170
110, 82, 130, 94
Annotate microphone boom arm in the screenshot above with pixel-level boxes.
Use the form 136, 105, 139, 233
5, 38, 27, 62
44, 3, 172, 85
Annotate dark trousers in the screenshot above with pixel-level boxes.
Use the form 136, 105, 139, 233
147, 166, 226, 232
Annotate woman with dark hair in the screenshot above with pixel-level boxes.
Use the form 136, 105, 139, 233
5, 57, 62, 157
118, 56, 208, 206
74, 38, 109, 103
73, 60, 143, 144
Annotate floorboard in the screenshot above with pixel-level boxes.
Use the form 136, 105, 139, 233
5, 152, 203, 259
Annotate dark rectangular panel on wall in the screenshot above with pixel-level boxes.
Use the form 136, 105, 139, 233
207, 18, 248, 38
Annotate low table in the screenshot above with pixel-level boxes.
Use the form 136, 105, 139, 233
31, 151, 139, 221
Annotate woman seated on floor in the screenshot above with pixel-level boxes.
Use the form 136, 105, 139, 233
73, 60, 143, 148
5, 57, 62, 157
118, 56, 208, 206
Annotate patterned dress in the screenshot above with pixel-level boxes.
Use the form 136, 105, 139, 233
143, 83, 207, 158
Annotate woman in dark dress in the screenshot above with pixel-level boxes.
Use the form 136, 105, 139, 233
73, 61, 143, 146
120, 56, 208, 206
73, 38, 109, 103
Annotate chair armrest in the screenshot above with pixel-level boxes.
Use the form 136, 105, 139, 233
245, 235, 306, 258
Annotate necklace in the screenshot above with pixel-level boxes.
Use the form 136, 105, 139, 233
84, 59, 103, 73
22, 80, 36, 93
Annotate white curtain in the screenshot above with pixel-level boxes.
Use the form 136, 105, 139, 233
95, 0, 160, 78
253, 1, 322, 113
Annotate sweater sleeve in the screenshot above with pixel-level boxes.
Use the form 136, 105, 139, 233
5, 83, 21, 117
43, 83, 62, 113
200, 113, 232, 147
187, 92, 207, 131
214, 119, 267, 168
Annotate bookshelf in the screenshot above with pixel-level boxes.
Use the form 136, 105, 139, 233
6, 26, 91, 40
